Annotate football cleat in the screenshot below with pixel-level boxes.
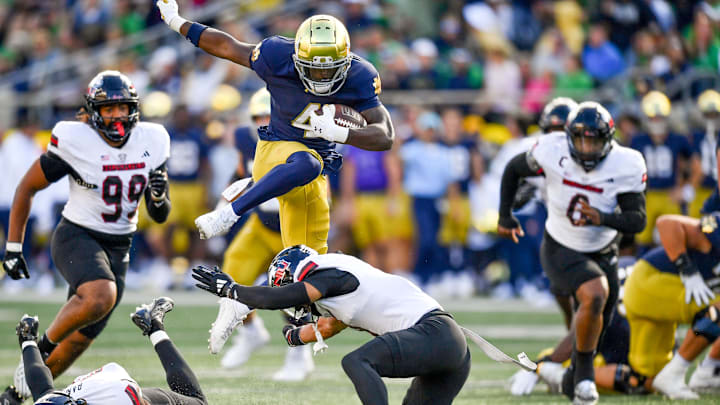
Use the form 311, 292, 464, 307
0, 386, 23, 405
221, 317, 271, 369
15, 314, 39, 345
509, 369, 538, 396
209, 298, 251, 354
12, 358, 30, 400
195, 204, 240, 240
652, 360, 698, 400
689, 361, 720, 392
131, 297, 174, 336
272, 345, 315, 382
572, 380, 599, 405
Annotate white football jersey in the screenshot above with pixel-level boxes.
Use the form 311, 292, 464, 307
529, 133, 647, 252
294, 254, 442, 336
62, 362, 142, 405
48, 121, 170, 234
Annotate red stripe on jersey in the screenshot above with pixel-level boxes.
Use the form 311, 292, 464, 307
50, 135, 58, 147
125, 385, 141, 405
562, 179, 603, 193
297, 262, 318, 281
103, 162, 146, 172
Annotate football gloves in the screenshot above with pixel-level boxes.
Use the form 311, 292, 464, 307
15, 314, 39, 346
682, 272, 715, 307
156, 0, 187, 33
3, 243, 29, 280
148, 169, 169, 202
307, 105, 349, 143
192, 265, 237, 298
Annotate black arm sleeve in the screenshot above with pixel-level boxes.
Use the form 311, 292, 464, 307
303, 268, 359, 298
499, 152, 543, 221
599, 192, 646, 234
144, 188, 171, 223
39, 152, 72, 182
228, 282, 311, 309
22, 345, 54, 400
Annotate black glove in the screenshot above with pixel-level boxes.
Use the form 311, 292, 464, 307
498, 215, 521, 230
16, 314, 39, 346
191, 265, 235, 297
282, 324, 305, 347
3, 247, 29, 280
148, 169, 169, 201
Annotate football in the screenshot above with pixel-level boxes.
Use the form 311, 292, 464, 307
330, 104, 367, 129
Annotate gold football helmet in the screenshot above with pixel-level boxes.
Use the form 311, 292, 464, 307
249, 88, 271, 118
293, 15, 351, 96
698, 89, 720, 118
641, 91, 671, 118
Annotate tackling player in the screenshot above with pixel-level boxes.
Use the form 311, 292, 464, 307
497, 102, 647, 405
0, 71, 171, 404
11, 297, 208, 405
155, 1, 394, 255
192, 245, 471, 405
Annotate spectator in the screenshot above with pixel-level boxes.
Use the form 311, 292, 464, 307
582, 23, 626, 82
597, 0, 657, 52
553, 55, 593, 99
483, 35, 521, 113
684, 9, 720, 72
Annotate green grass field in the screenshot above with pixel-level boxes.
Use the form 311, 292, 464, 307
1, 292, 719, 404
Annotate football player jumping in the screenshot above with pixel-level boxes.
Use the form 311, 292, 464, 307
13, 297, 209, 405
192, 246, 471, 405
155, 1, 394, 253
0, 71, 171, 404
497, 102, 647, 405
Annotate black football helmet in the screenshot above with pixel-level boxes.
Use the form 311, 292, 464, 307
565, 101, 615, 171
34, 392, 87, 405
539, 97, 578, 133
85, 70, 139, 143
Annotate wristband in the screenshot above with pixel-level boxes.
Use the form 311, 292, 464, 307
186, 22, 209, 47
22, 341, 38, 350
5, 242, 22, 253
673, 252, 696, 276
284, 325, 305, 346
167, 15, 188, 33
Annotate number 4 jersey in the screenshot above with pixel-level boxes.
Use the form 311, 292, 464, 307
529, 133, 647, 252
43, 121, 170, 234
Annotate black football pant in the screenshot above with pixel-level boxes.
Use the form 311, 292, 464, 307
341, 310, 471, 405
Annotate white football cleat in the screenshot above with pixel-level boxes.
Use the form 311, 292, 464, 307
272, 346, 315, 382
689, 361, 720, 392
195, 204, 240, 240
209, 298, 251, 354
537, 361, 565, 393
653, 361, 698, 400
509, 369, 538, 395
221, 316, 271, 369
13, 357, 31, 399
572, 380, 599, 405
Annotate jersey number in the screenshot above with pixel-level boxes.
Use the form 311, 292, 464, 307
566, 193, 589, 226
291, 103, 322, 136
101, 175, 147, 222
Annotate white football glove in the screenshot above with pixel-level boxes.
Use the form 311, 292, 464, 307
681, 272, 715, 307
307, 105, 349, 143
509, 369, 538, 396
156, 0, 187, 33
195, 204, 240, 240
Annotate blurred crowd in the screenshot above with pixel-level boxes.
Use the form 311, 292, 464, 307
1, 0, 720, 304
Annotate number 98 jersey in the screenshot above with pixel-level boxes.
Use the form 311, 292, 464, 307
47, 121, 170, 234
528, 133, 647, 252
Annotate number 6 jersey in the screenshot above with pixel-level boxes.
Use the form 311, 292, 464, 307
528, 133, 647, 252
43, 121, 170, 234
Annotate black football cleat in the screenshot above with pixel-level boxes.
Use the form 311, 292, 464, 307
131, 297, 174, 335
16, 314, 39, 346
0, 386, 23, 405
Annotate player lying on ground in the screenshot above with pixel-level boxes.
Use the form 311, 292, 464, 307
192, 245, 470, 405
8, 297, 207, 405
1, 71, 171, 404
498, 101, 647, 405
155, 0, 394, 254
511, 214, 720, 400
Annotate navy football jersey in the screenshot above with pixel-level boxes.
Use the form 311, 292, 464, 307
234, 126, 280, 232
642, 213, 720, 285
691, 129, 718, 189
249, 36, 382, 171
630, 133, 693, 190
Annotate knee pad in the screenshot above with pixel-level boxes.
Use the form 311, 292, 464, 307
613, 364, 649, 395
692, 306, 720, 342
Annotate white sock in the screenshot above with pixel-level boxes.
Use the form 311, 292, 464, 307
702, 354, 720, 368
672, 353, 691, 371
150, 331, 170, 346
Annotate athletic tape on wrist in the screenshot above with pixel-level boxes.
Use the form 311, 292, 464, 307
6, 242, 22, 252
22, 341, 38, 350
150, 331, 170, 346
